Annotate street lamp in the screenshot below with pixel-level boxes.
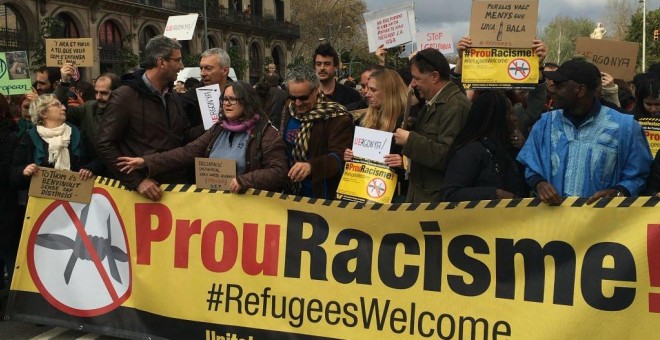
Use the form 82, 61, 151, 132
640, 0, 646, 71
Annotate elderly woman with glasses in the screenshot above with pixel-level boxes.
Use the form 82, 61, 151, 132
117, 81, 288, 193
10, 94, 96, 189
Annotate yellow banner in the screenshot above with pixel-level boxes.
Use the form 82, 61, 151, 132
8, 178, 660, 339
336, 161, 397, 204
463, 47, 540, 89
640, 118, 660, 157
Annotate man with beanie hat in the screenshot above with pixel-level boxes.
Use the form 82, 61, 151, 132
517, 59, 652, 204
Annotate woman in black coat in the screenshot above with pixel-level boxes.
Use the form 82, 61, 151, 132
0, 93, 19, 287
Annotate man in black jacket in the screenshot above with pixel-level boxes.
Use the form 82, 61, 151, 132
181, 48, 232, 126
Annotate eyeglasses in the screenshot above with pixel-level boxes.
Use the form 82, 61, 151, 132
288, 90, 315, 102
221, 97, 240, 105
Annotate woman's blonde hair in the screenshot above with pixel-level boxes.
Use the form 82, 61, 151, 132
360, 68, 408, 132
29, 94, 57, 125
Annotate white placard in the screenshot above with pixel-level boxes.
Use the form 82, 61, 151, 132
352, 126, 393, 164
363, 1, 416, 53
164, 14, 199, 41
195, 84, 221, 130
416, 30, 455, 55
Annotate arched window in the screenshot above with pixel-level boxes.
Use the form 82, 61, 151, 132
249, 42, 261, 84
140, 26, 158, 53
0, 5, 28, 50
56, 13, 80, 38
99, 20, 123, 74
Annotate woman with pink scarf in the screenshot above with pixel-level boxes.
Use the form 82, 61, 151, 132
117, 81, 288, 194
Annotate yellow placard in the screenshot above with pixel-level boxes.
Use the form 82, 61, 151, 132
462, 47, 540, 89
45, 38, 94, 67
336, 161, 397, 204
640, 118, 660, 157
8, 178, 660, 339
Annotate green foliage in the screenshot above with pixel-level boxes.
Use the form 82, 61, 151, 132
118, 34, 140, 74
183, 53, 201, 68
286, 55, 309, 71
541, 16, 595, 64
227, 46, 247, 80
626, 8, 660, 72
31, 17, 65, 71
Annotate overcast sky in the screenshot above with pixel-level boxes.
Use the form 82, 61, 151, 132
364, 0, 659, 49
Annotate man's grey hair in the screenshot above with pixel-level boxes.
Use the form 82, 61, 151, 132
286, 66, 320, 89
201, 48, 231, 67
143, 35, 181, 69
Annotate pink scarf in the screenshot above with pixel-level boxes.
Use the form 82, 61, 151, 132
221, 114, 261, 133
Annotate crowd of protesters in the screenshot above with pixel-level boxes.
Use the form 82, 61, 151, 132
2, 33, 660, 292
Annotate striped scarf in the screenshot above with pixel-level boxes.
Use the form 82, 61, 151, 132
288, 92, 349, 194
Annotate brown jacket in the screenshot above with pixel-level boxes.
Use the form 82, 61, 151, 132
280, 107, 354, 199
96, 69, 202, 189
144, 118, 288, 192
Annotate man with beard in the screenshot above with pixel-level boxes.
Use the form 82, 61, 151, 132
96, 35, 203, 201
517, 59, 652, 204
313, 43, 361, 106
33, 66, 59, 95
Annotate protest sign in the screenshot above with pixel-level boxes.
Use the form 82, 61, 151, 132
0, 51, 32, 95
364, 1, 415, 52
195, 158, 236, 191
164, 14, 199, 41
352, 127, 393, 163
336, 161, 397, 204
46, 38, 94, 67
575, 37, 639, 80
639, 118, 660, 157
195, 84, 221, 130
469, 0, 539, 48
9, 178, 660, 339
416, 29, 455, 54
28, 168, 94, 204
462, 47, 540, 89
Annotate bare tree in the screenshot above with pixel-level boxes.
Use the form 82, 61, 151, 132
602, 0, 635, 40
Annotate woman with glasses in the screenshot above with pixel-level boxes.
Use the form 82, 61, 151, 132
10, 94, 96, 187
117, 81, 288, 193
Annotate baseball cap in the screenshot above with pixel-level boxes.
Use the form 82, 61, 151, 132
543, 59, 601, 89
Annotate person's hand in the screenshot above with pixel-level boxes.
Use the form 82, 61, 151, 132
384, 154, 403, 168
457, 36, 472, 57
375, 44, 387, 66
393, 128, 410, 146
532, 39, 547, 63
78, 168, 93, 181
344, 148, 354, 162
26, 89, 38, 102
656, 192, 660, 199
288, 162, 311, 182
586, 188, 619, 205
60, 62, 74, 83
510, 129, 525, 149
536, 181, 562, 205
23, 163, 39, 177
229, 178, 243, 193
601, 72, 615, 88
137, 178, 162, 201
496, 189, 515, 199
117, 157, 146, 174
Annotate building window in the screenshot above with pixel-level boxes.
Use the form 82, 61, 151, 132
249, 42, 261, 84
140, 26, 159, 53
0, 5, 28, 50
99, 20, 123, 74
56, 13, 80, 38
274, 0, 284, 21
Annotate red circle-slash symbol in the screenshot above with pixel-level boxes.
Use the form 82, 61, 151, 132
27, 187, 132, 317
508, 58, 531, 80
367, 178, 387, 199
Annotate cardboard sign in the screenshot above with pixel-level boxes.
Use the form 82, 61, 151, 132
195, 84, 221, 130
416, 30, 455, 55
363, 1, 416, 53
352, 126, 393, 164
469, 0, 539, 48
639, 118, 660, 157
45, 38, 94, 67
194, 158, 236, 191
0, 51, 32, 95
462, 47, 540, 89
28, 168, 94, 204
575, 37, 639, 81
164, 14, 199, 41
336, 161, 397, 204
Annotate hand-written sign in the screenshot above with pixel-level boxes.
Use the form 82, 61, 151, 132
28, 168, 93, 204
0, 51, 32, 95
416, 30, 455, 55
195, 84, 221, 130
45, 39, 94, 67
195, 158, 236, 191
575, 37, 639, 81
164, 14, 199, 41
352, 126, 393, 164
363, 1, 415, 53
469, 0, 539, 48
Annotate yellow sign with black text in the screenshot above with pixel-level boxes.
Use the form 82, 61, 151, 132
640, 118, 660, 157
336, 161, 397, 204
7, 178, 660, 339
462, 47, 540, 89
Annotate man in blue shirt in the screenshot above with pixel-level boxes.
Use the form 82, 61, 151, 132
517, 59, 653, 204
